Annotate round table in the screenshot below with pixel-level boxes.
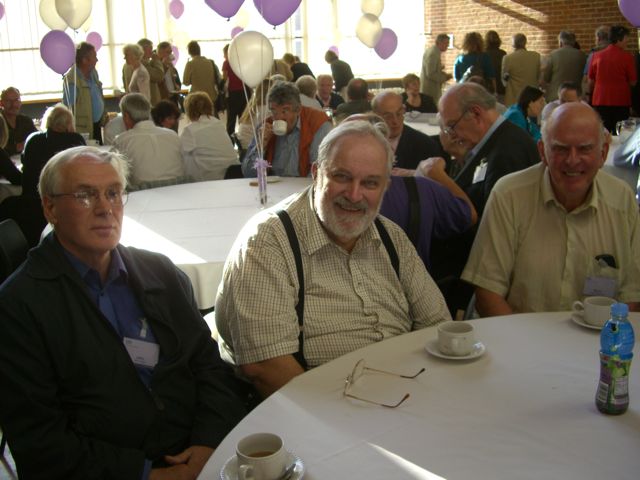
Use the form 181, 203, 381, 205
201, 312, 640, 480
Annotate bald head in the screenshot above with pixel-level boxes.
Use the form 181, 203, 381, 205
372, 91, 404, 139
542, 102, 604, 152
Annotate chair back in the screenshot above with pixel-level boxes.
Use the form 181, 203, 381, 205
0, 218, 29, 283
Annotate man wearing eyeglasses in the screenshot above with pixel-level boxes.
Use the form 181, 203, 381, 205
0, 146, 246, 479
372, 91, 444, 175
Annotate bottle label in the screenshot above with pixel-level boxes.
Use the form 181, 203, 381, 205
596, 353, 632, 413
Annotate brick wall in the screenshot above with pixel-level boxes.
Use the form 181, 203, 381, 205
424, 0, 638, 70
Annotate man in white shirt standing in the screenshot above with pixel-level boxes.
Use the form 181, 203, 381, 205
114, 93, 186, 190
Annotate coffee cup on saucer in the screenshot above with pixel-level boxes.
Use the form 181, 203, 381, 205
437, 321, 475, 356
572, 296, 615, 327
236, 432, 288, 480
272, 120, 288, 136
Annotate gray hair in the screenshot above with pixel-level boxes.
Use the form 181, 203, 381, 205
558, 31, 575, 46
119, 93, 151, 124
39, 146, 130, 198
595, 25, 609, 43
371, 90, 400, 112
316, 74, 333, 85
443, 82, 497, 112
316, 120, 393, 175
123, 43, 144, 61
295, 75, 317, 98
267, 82, 301, 110
513, 33, 527, 49
541, 103, 605, 156
42, 103, 73, 132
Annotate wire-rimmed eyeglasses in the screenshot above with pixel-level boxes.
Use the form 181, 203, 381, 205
50, 188, 128, 209
343, 359, 425, 408
440, 108, 469, 136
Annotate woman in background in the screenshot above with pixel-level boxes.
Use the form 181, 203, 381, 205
454, 32, 496, 93
0, 115, 22, 185
503, 86, 545, 141
123, 43, 150, 101
401, 73, 437, 113
485, 30, 506, 99
180, 92, 238, 181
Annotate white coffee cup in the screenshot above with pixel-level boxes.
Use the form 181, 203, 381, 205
572, 296, 615, 327
236, 432, 288, 480
272, 119, 288, 136
437, 321, 475, 356
86, 139, 99, 146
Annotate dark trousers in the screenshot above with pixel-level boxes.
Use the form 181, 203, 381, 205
93, 121, 103, 145
594, 105, 630, 134
226, 89, 249, 136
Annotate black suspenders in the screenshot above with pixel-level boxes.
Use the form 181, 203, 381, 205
276, 210, 400, 370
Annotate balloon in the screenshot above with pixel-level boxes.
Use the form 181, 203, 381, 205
356, 14, 382, 48
0, 3, 5, 21
86, 31, 102, 51
374, 28, 397, 59
228, 30, 274, 88
171, 46, 179, 65
329, 45, 339, 56
40, 30, 75, 75
40, 0, 68, 30
235, 7, 250, 28
55, 0, 92, 30
169, 0, 184, 19
80, 14, 91, 32
205, 0, 244, 20
231, 26, 243, 38
361, 0, 384, 16
254, 0, 301, 27
619, 0, 640, 26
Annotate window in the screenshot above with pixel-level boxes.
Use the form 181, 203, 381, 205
0, 0, 424, 99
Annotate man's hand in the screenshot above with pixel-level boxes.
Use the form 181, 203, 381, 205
391, 167, 415, 177
150, 445, 215, 480
415, 157, 446, 178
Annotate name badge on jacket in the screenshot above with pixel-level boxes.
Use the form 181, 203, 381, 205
123, 337, 160, 368
472, 159, 488, 184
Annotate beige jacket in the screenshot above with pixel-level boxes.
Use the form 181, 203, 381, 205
183, 55, 218, 102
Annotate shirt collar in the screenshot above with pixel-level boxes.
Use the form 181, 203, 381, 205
62, 240, 128, 287
468, 115, 506, 161
303, 186, 381, 255
541, 166, 599, 213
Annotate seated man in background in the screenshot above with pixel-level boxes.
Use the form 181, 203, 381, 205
114, 93, 187, 190
315, 74, 344, 113
217, 121, 451, 397
463, 103, 640, 315
0, 146, 246, 479
372, 91, 444, 174
242, 82, 331, 177
295, 75, 323, 110
334, 78, 372, 122
540, 81, 582, 122
0, 86, 37, 155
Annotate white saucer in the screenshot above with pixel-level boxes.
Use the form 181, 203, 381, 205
570, 313, 603, 331
425, 340, 486, 360
220, 452, 305, 480
249, 176, 282, 186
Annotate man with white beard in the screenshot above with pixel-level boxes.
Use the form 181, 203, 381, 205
215, 121, 450, 398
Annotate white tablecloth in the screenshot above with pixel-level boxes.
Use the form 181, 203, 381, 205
201, 312, 640, 480
122, 177, 311, 309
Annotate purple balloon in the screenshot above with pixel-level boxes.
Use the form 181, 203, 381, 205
86, 32, 103, 52
40, 30, 75, 75
329, 45, 339, 56
169, 0, 184, 19
0, 2, 5, 21
204, 0, 244, 19
171, 46, 180, 65
619, 0, 640, 26
254, 0, 301, 27
374, 28, 398, 60
231, 26, 243, 38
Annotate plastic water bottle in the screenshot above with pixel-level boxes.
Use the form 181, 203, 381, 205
595, 303, 635, 414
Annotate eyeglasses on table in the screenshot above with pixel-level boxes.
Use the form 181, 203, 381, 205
343, 359, 425, 408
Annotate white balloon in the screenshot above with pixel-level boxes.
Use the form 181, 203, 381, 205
235, 7, 251, 29
55, 0, 92, 30
80, 14, 91, 32
39, 0, 67, 30
361, 0, 384, 16
356, 14, 382, 48
228, 31, 274, 88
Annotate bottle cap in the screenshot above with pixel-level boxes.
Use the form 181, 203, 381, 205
611, 303, 629, 317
